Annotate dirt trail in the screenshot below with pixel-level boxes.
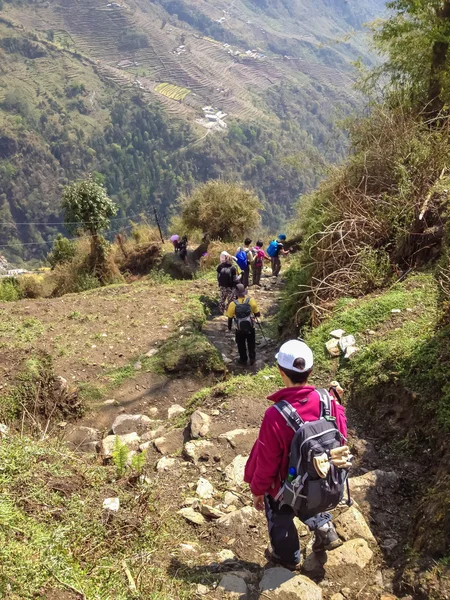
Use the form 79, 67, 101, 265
63, 272, 415, 600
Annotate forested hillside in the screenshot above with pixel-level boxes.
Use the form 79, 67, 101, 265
0, 0, 385, 262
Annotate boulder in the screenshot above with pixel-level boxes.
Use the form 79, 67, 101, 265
334, 505, 376, 544
196, 477, 215, 500
168, 404, 185, 419
141, 426, 165, 443
325, 338, 341, 358
303, 539, 373, 586
177, 507, 206, 525
190, 410, 211, 438
216, 506, 258, 530
330, 329, 345, 339
156, 457, 178, 472
65, 425, 100, 453
218, 574, 247, 599
339, 335, 356, 353
154, 429, 184, 455
259, 569, 322, 599
218, 429, 258, 451
184, 440, 215, 463
101, 432, 140, 458
200, 504, 225, 519
112, 414, 153, 435
224, 455, 248, 487
349, 470, 400, 507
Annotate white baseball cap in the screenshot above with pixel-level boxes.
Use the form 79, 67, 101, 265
276, 339, 314, 373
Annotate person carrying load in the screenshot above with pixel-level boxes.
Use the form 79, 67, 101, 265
226, 283, 260, 366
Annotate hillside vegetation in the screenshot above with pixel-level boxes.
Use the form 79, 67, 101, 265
0, 0, 385, 261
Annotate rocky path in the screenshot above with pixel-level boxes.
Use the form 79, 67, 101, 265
63, 274, 412, 600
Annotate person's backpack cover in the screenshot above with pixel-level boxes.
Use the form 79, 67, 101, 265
236, 249, 248, 270
274, 390, 349, 517
234, 298, 254, 332
253, 248, 265, 267
267, 240, 278, 257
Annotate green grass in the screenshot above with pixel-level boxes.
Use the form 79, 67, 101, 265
0, 313, 44, 348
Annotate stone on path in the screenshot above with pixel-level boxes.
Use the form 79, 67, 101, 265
190, 410, 211, 438
65, 425, 100, 453
216, 506, 258, 530
184, 440, 215, 463
330, 329, 345, 339
218, 574, 247, 599
224, 455, 248, 487
112, 413, 153, 435
200, 504, 225, 519
325, 338, 341, 358
156, 457, 178, 472
177, 507, 206, 525
334, 505, 376, 543
218, 429, 258, 451
330, 594, 345, 600
196, 477, 215, 499
224, 491, 241, 507
168, 404, 185, 419
154, 429, 184, 455
303, 539, 373, 586
259, 568, 322, 599
101, 432, 140, 458
349, 470, 399, 507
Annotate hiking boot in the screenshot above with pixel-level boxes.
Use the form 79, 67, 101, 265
312, 522, 342, 553
264, 547, 302, 572
249, 358, 256, 366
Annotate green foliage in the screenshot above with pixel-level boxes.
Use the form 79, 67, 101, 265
156, 331, 225, 374
47, 234, 76, 269
62, 176, 118, 237
112, 436, 129, 477
180, 180, 262, 241
118, 31, 149, 51
131, 450, 147, 474
0, 278, 20, 302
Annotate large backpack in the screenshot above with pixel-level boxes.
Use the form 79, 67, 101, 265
234, 298, 254, 332
274, 390, 349, 518
253, 248, 265, 267
236, 249, 248, 270
267, 240, 278, 257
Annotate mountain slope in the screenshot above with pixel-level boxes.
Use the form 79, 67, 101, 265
0, 0, 386, 261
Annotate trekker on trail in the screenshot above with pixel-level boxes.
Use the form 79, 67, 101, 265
178, 235, 188, 262
226, 283, 260, 366
170, 234, 180, 253
244, 339, 349, 570
217, 252, 239, 314
267, 234, 290, 277
252, 240, 270, 286
236, 238, 254, 289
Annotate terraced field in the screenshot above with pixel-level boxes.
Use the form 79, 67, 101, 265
155, 82, 191, 101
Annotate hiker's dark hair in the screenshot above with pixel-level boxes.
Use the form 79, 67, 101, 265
245, 237, 252, 246
278, 362, 313, 385
256, 240, 264, 247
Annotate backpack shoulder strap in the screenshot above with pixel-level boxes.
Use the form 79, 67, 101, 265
244, 298, 251, 305
274, 400, 304, 432
316, 388, 332, 418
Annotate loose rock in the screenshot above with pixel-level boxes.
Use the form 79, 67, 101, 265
65, 425, 100, 453
196, 583, 209, 596
225, 455, 248, 487
168, 404, 185, 419
184, 440, 215, 463
196, 477, 215, 499
330, 329, 345, 339
200, 504, 225, 519
101, 432, 140, 458
259, 569, 322, 599
218, 574, 247, 599
190, 410, 211, 438
224, 491, 241, 507
217, 506, 258, 530
177, 507, 206, 525
112, 414, 153, 435
334, 505, 376, 543
218, 429, 258, 451
339, 335, 356, 353
156, 457, 178, 472
303, 539, 373, 586
154, 429, 184, 455
325, 338, 340, 358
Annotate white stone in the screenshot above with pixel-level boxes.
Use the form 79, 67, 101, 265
190, 410, 211, 438
178, 507, 206, 525
145, 348, 158, 357
303, 539, 373, 581
330, 329, 345, 339
218, 429, 258, 449
180, 543, 197, 553
391, 309, 401, 314
344, 345, 359, 359
153, 429, 184, 455
112, 414, 153, 435
147, 407, 159, 417
156, 457, 177, 472
103, 497, 120, 512
101, 433, 140, 458
217, 549, 236, 561
339, 335, 356, 353
218, 574, 247, 598
224, 491, 241, 506
196, 583, 209, 596
184, 440, 215, 463
259, 569, 322, 599
196, 477, 215, 499
225, 455, 248, 487
200, 504, 225, 519
217, 506, 258, 529
168, 404, 185, 419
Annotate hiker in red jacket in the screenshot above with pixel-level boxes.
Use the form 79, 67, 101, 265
244, 339, 348, 570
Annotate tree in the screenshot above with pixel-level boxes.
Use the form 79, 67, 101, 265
373, 0, 450, 115
180, 180, 262, 241
47, 234, 76, 269
61, 175, 118, 278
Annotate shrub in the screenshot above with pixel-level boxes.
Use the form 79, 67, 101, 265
180, 180, 262, 241
47, 234, 76, 269
17, 275, 44, 299
0, 278, 20, 302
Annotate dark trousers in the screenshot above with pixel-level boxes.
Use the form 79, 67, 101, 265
265, 495, 332, 565
241, 266, 250, 289
252, 263, 262, 286
271, 256, 281, 276
235, 329, 256, 364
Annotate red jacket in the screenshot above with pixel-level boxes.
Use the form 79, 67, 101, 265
244, 386, 348, 497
